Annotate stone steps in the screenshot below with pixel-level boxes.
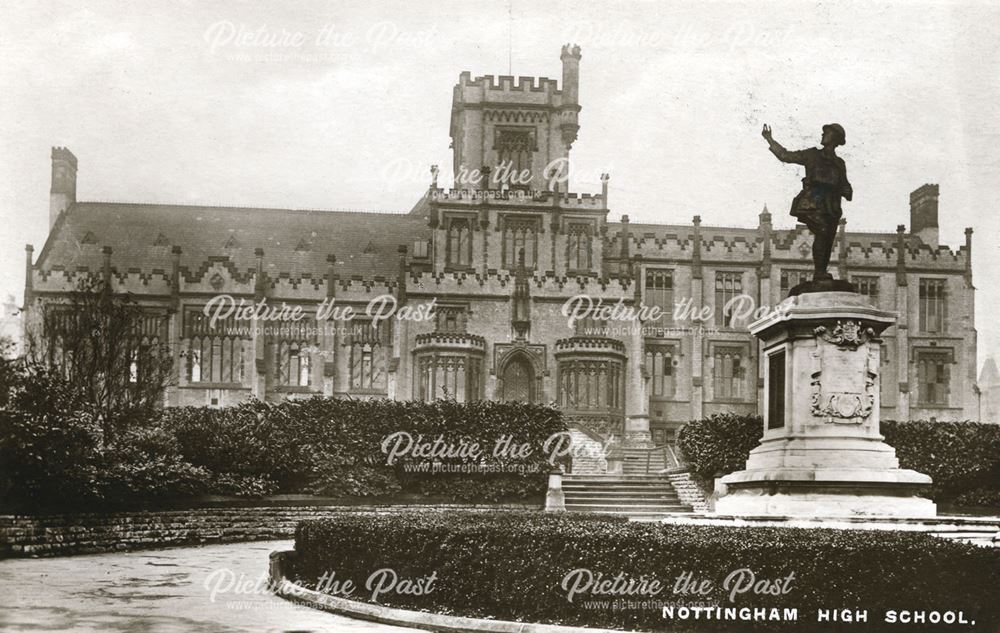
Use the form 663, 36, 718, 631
666, 472, 710, 512
563, 474, 694, 518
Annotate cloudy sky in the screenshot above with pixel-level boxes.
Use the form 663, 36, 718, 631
1, 0, 998, 366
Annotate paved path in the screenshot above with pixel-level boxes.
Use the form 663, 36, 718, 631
0, 540, 415, 632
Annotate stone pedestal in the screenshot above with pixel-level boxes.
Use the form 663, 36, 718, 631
714, 291, 936, 518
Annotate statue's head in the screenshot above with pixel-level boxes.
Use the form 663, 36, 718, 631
822, 123, 846, 147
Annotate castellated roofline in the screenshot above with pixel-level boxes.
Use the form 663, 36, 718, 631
427, 188, 604, 208
31, 263, 636, 299
457, 71, 563, 94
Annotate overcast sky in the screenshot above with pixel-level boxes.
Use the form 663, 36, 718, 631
2, 0, 998, 366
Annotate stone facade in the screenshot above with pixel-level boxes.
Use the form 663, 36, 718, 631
22, 47, 980, 449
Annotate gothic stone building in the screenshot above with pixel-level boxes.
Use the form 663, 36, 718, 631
23, 47, 979, 447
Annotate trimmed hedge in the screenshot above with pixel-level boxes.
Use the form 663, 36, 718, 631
676, 413, 762, 487
163, 398, 567, 501
677, 414, 1000, 506
881, 420, 1000, 500
292, 511, 1000, 632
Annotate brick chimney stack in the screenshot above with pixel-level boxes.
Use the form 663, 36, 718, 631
50, 147, 77, 230
909, 184, 939, 246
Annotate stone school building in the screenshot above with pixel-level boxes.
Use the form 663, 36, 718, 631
23, 47, 980, 447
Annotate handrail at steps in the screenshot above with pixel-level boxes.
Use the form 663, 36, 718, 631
631, 443, 683, 474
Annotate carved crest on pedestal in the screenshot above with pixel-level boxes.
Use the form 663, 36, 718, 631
814, 320, 874, 349
810, 320, 878, 424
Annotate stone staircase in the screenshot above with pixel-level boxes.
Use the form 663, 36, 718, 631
565, 427, 608, 474
621, 447, 667, 475
563, 474, 695, 519
666, 472, 710, 512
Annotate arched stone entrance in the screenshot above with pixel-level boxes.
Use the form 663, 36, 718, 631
497, 352, 537, 403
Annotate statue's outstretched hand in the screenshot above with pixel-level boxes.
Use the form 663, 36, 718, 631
762, 124, 773, 142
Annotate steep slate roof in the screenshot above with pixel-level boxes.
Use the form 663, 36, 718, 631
37, 201, 431, 279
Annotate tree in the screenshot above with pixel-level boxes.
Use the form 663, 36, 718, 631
27, 277, 174, 441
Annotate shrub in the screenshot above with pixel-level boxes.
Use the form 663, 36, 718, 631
209, 473, 279, 498
676, 413, 762, 485
0, 362, 210, 510
308, 464, 401, 498
292, 511, 1000, 632
162, 398, 566, 501
881, 419, 1000, 503
677, 415, 1000, 506
96, 424, 210, 504
0, 364, 104, 507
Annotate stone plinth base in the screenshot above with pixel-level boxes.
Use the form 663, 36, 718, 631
710, 290, 937, 519
715, 468, 936, 518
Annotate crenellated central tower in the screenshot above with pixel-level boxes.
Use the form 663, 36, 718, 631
449, 45, 582, 192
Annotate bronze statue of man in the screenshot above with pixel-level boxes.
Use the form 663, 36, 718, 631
762, 123, 852, 284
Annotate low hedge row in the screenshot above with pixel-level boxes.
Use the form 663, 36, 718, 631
677, 414, 1000, 505
291, 511, 1000, 632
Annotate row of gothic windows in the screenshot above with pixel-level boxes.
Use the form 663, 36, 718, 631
181, 308, 388, 392
645, 268, 951, 334
43, 307, 169, 386
415, 354, 483, 402
444, 217, 594, 270
557, 359, 624, 411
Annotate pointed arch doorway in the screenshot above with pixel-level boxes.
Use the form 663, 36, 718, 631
498, 353, 536, 403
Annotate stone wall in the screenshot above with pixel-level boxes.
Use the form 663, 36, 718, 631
666, 472, 709, 512
0, 504, 534, 558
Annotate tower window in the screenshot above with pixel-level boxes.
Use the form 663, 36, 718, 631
502, 217, 538, 269
494, 128, 535, 189
567, 223, 592, 271
446, 218, 472, 268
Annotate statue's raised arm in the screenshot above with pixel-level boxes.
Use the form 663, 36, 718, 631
762, 124, 808, 165
763, 122, 855, 293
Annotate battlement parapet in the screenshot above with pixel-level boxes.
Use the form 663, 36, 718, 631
427, 189, 604, 209
458, 70, 562, 95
